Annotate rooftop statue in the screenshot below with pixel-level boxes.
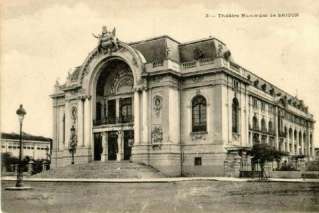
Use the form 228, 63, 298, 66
93, 26, 119, 54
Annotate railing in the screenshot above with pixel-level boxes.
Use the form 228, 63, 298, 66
250, 126, 259, 131
93, 115, 134, 126
250, 126, 277, 136
198, 58, 215, 66
152, 61, 164, 68
182, 61, 197, 69
181, 58, 215, 70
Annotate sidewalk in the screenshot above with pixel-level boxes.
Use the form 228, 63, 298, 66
2, 176, 319, 183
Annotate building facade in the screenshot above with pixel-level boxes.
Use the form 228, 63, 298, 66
51, 28, 315, 176
1, 132, 52, 160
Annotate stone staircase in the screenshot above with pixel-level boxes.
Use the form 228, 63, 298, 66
34, 161, 166, 179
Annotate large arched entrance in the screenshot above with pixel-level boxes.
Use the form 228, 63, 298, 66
93, 59, 135, 161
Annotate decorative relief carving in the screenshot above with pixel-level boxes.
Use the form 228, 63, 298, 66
153, 96, 162, 116
71, 106, 77, 125
217, 43, 223, 57
93, 26, 119, 55
192, 76, 203, 83
69, 125, 77, 156
232, 133, 240, 141
109, 67, 134, 94
151, 126, 163, 149
81, 50, 98, 78
191, 132, 207, 141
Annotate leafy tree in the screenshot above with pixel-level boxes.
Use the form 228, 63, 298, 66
248, 143, 287, 178
1, 152, 19, 172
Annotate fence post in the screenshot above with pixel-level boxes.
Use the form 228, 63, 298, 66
28, 160, 34, 175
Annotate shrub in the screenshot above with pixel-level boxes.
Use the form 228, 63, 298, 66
306, 160, 319, 171
278, 164, 298, 171
1, 152, 19, 172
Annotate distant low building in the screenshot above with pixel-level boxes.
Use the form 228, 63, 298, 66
1, 132, 52, 160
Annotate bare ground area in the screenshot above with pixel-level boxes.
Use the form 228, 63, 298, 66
2, 180, 319, 213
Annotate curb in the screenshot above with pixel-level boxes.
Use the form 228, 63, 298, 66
1, 177, 319, 183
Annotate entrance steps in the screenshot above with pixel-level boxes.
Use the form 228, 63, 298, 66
35, 161, 166, 179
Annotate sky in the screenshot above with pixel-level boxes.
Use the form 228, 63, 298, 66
1, 0, 319, 147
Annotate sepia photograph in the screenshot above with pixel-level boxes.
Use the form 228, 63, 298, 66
1, 0, 319, 212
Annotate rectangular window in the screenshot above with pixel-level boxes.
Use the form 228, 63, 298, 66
261, 102, 265, 111
194, 157, 202, 166
107, 99, 116, 124
233, 79, 239, 91
253, 98, 258, 108
119, 97, 133, 123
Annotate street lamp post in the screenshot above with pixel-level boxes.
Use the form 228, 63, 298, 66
16, 104, 26, 187
6, 104, 32, 190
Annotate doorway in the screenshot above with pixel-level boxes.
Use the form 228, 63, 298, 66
108, 131, 118, 160
94, 133, 103, 161
124, 130, 134, 160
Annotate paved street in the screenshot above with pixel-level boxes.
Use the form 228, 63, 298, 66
2, 180, 319, 213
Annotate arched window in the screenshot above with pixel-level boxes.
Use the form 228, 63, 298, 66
289, 128, 293, 140
232, 98, 239, 133
261, 118, 266, 132
253, 116, 258, 130
268, 121, 273, 133
303, 133, 307, 144
192, 95, 207, 132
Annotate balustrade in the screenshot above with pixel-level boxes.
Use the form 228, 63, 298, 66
93, 115, 134, 126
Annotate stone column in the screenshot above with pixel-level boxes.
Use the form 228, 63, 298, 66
298, 134, 306, 155
33, 145, 37, 159
142, 89, 148, 144
78, 98, 84, 147
292, 136, 295, 154
116, 98, 120, 122
274, 107, 279, 150
88, 97, 93, 160
65, 101, 70, 149
84, 97, 91, 147
134, 91, 140, 144
117, 130, 123, 161
309, 132, 313, 158
53, 101, 58, 152
307, 132, 310, 158
101, 132, 107, 162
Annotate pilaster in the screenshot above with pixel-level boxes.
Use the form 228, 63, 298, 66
142, 89, 149, 144
65, 101, 70, 149
117, 130, 123, 161
134, 91, 141, 145
78, 98, 84, 147
101, 132, 107, 162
